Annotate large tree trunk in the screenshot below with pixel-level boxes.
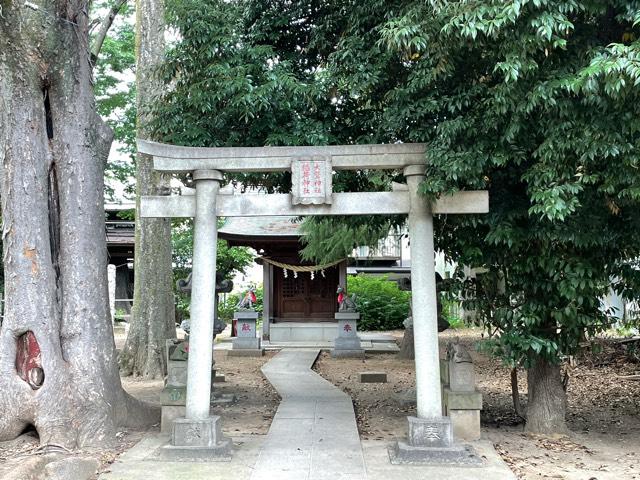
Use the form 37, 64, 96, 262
119, 0, 176, 378
398, 323, 415, 359
398, 290, 446, 360
0, 0, 157, 447
525, 356, 568, 435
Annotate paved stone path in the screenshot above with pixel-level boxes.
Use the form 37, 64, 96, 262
251, 349, 366, 480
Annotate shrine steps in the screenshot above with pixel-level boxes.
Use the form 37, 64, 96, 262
269, 322, 338, 343
264, 323, 400, 352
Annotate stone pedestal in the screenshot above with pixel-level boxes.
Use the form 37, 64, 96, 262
161, 340, 222, 432
390, 416, 481, 465
332, 312, 364, 358
159, 416, 232, 461
166, 360, 188, 387
442, 379, 483, 442
442, 341, 483, 441
230, 311, 264, 356
161, 385, 187, 406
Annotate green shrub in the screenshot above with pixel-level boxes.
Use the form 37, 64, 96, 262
347, 274, 410, 331
218, 285, 263, 321
442, 297, 465, 329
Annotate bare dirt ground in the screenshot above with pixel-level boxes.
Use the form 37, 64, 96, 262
2, 327, 639, 480
315, 328, 640, 480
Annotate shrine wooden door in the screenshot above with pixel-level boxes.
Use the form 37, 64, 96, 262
274, 266, 338, 321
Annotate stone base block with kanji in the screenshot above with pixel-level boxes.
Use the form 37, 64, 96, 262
388, 441, 482, 466
159, 416, 232, 461
233, 311, 261, 353
389, 415, 482, 465
408, 416, 453, 448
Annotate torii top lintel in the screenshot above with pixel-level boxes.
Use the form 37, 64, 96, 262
137, 139, 489, 218
137, 139, 428, 173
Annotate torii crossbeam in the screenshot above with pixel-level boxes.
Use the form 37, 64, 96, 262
138, 139, 489, 458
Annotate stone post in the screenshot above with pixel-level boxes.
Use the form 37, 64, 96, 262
163, 169, 232, 458
390, 165, 480, 464
262, 263, 272, 340
338, 260, 347, 288
404, 165, 442, 419
108, 264, 116, 323
185, 169, 221, 421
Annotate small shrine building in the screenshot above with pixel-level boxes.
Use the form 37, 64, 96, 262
219, 216, 345, 341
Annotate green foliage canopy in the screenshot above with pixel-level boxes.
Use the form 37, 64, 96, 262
172, 219, 254, 281
379, 0, 640, 367
152, 0, 640, 371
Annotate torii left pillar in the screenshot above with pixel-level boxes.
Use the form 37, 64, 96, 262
162, 170, 232, 459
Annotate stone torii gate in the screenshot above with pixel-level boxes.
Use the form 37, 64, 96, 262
138, 139, 489, 460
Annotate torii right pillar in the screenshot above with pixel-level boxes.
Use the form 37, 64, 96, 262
391, 165, 481, 465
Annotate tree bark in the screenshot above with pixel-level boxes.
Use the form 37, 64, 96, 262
119, 0, 176, 378
0, 0, 157, 447
525, 356, 568, 435
398, 323, 415, 359
398, 288, 446, 360
511, 367, 526, 421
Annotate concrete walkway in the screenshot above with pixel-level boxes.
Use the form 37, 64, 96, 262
100, 348, 517, 480
251, 348, 366, 480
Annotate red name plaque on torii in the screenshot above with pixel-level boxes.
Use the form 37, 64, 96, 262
291, 156, 333, 205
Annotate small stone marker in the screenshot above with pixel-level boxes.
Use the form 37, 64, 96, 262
359, 371, 387, 383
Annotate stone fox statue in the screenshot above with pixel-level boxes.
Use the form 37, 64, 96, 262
336, 285, 358, 313
237, 286, 257, 310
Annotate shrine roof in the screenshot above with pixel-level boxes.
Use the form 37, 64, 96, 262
219, 216, 302, 239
